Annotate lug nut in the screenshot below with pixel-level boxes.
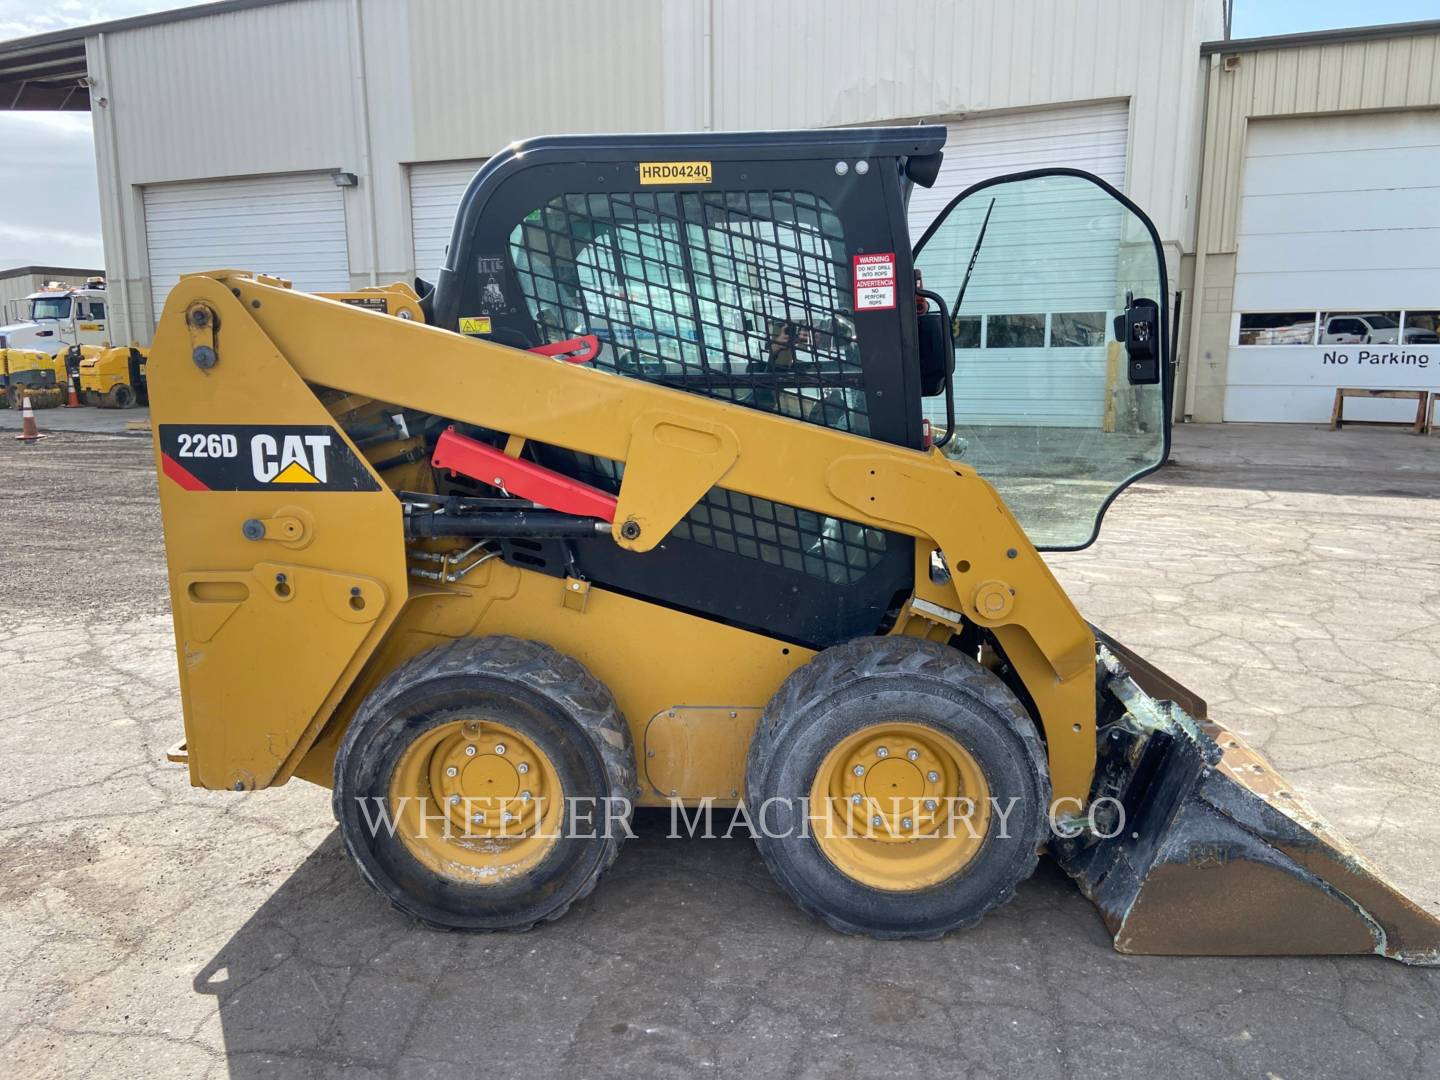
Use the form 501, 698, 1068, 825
851, 793, 863, 805
494, 744, 506, 755
924, 799, 938, 811
520, 791, 532, 802
446, 766, 458, 777
501, 810, 514, 823
852, 765, 865, 777
471, 811, 485, 823
871, 814, 883, 827
517, 762, 529, 774
901, 817, 913, 829
465, 745, 477, 757
906, 749, 920, 761
927, 770, 940, 783
449, 794, 460, 806
876, 746, 889, 759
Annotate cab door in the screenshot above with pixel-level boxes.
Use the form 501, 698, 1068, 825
76, 298, 109, 347
913, 169, 1170, 549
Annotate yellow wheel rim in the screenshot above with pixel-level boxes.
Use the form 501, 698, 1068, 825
809, 722, 991, 892
388, 716, 563, 885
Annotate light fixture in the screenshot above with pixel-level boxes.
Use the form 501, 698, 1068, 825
332, 171, 358, 187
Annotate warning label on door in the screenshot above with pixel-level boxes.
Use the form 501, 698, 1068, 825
853, 253, 896, 311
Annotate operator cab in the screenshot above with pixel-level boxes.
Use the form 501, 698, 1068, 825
430, 129, 1168, 644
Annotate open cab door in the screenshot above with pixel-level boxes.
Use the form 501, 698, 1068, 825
918, 170, 1440, 962
913, 169, 1168, 550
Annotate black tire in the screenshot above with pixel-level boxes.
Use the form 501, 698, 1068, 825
333, 636, 637, 931
107, 383, 136, 409
746, 636, 1050, 939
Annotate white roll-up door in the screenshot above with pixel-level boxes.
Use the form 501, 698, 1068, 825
409, 159, 486, 283
908, 100, 1130, 244
1224, 111, 1440, 422
143, 173, 350, 325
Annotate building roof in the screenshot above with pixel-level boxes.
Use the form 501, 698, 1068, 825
1203, 18, 1440, 56
0, 0, 292, 111
0, 265, 104, 281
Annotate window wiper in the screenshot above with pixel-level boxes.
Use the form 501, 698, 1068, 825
951, 197, 996, 320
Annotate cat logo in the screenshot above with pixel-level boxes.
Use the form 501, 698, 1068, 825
251, 433, 332, 484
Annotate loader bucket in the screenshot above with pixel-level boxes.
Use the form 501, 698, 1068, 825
1053, 633, 1440, 964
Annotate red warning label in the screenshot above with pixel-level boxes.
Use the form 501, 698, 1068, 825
853, 253, 896, 311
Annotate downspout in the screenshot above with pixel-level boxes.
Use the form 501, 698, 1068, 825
91, 32, 133, 345
350, 0, 379, 286
1182, 51, 1222, 421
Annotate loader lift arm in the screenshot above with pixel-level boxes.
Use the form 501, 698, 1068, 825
163, 272, 1100, 806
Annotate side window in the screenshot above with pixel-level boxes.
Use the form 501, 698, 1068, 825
509, 190, 889, 585
89, 301, 105, 320
509, 190, 868, 435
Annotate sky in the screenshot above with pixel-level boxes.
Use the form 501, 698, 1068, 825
0, 0, 1436, 272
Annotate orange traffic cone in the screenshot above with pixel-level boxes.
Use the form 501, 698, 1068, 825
15, 396, 47, 442
64, 374, 81, 408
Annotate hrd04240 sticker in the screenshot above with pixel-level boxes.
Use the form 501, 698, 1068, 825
853, 253, 897, 311
157, 425, 381, 492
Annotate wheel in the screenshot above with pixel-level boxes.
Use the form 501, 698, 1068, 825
746, 636, 1050, 939
333, 636, 636, 931
3, 386, 16, 410
106, 383, 136, 409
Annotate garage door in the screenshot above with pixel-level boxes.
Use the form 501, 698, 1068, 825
907, 99, 1130, 243
143, 173, 350, 326
1225, 111, 1440, 422
409, 159, 486, 283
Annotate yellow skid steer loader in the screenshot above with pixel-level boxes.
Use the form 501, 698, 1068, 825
149, 128, 1440, 961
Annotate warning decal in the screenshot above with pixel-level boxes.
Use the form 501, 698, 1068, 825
459, 316, 493, 335
853, 253, 896, 311
156, 425, 381, 492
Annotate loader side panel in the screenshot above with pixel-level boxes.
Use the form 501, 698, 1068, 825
149, 278, 410, 790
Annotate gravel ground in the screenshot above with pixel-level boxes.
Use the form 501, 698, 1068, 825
1, 423, 1437, 1080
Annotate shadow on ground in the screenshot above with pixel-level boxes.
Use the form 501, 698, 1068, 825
193, 811, 1438, 1080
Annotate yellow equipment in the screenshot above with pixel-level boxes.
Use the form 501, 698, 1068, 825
78, 345, 148, 408
2, 347, 66, 408
148, 129, 1440, 961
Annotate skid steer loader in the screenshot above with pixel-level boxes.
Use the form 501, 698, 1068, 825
149, 128, 1440, 961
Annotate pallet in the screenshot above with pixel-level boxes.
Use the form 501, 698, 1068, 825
1329, 388, 1430, 436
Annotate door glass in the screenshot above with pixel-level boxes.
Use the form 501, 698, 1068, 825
914, 171, 1167, 549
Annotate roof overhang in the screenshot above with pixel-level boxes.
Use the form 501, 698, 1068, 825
0, 0, 294, 111
1203, 18, 1440, 56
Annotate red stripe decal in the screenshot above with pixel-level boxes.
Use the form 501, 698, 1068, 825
162, 452, 209, 492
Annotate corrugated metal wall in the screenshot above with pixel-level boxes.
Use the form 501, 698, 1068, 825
86, 0, 1222, 345
102, 0, 355, 184
1198, 32, 1440, 253
702, 0, 1218, 246
407, 0, 668, 162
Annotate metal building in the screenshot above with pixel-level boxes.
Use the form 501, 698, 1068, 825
1183, 20, 1440, 422
0, 0, 1223, 363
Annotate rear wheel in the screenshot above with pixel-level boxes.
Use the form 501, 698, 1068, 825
106, 383, 136, 409
746, 636, 1050, 939
334, 636, 636, 931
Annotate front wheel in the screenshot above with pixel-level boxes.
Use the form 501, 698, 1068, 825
334, 636, 637, 931
746, 637, 1050, 939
